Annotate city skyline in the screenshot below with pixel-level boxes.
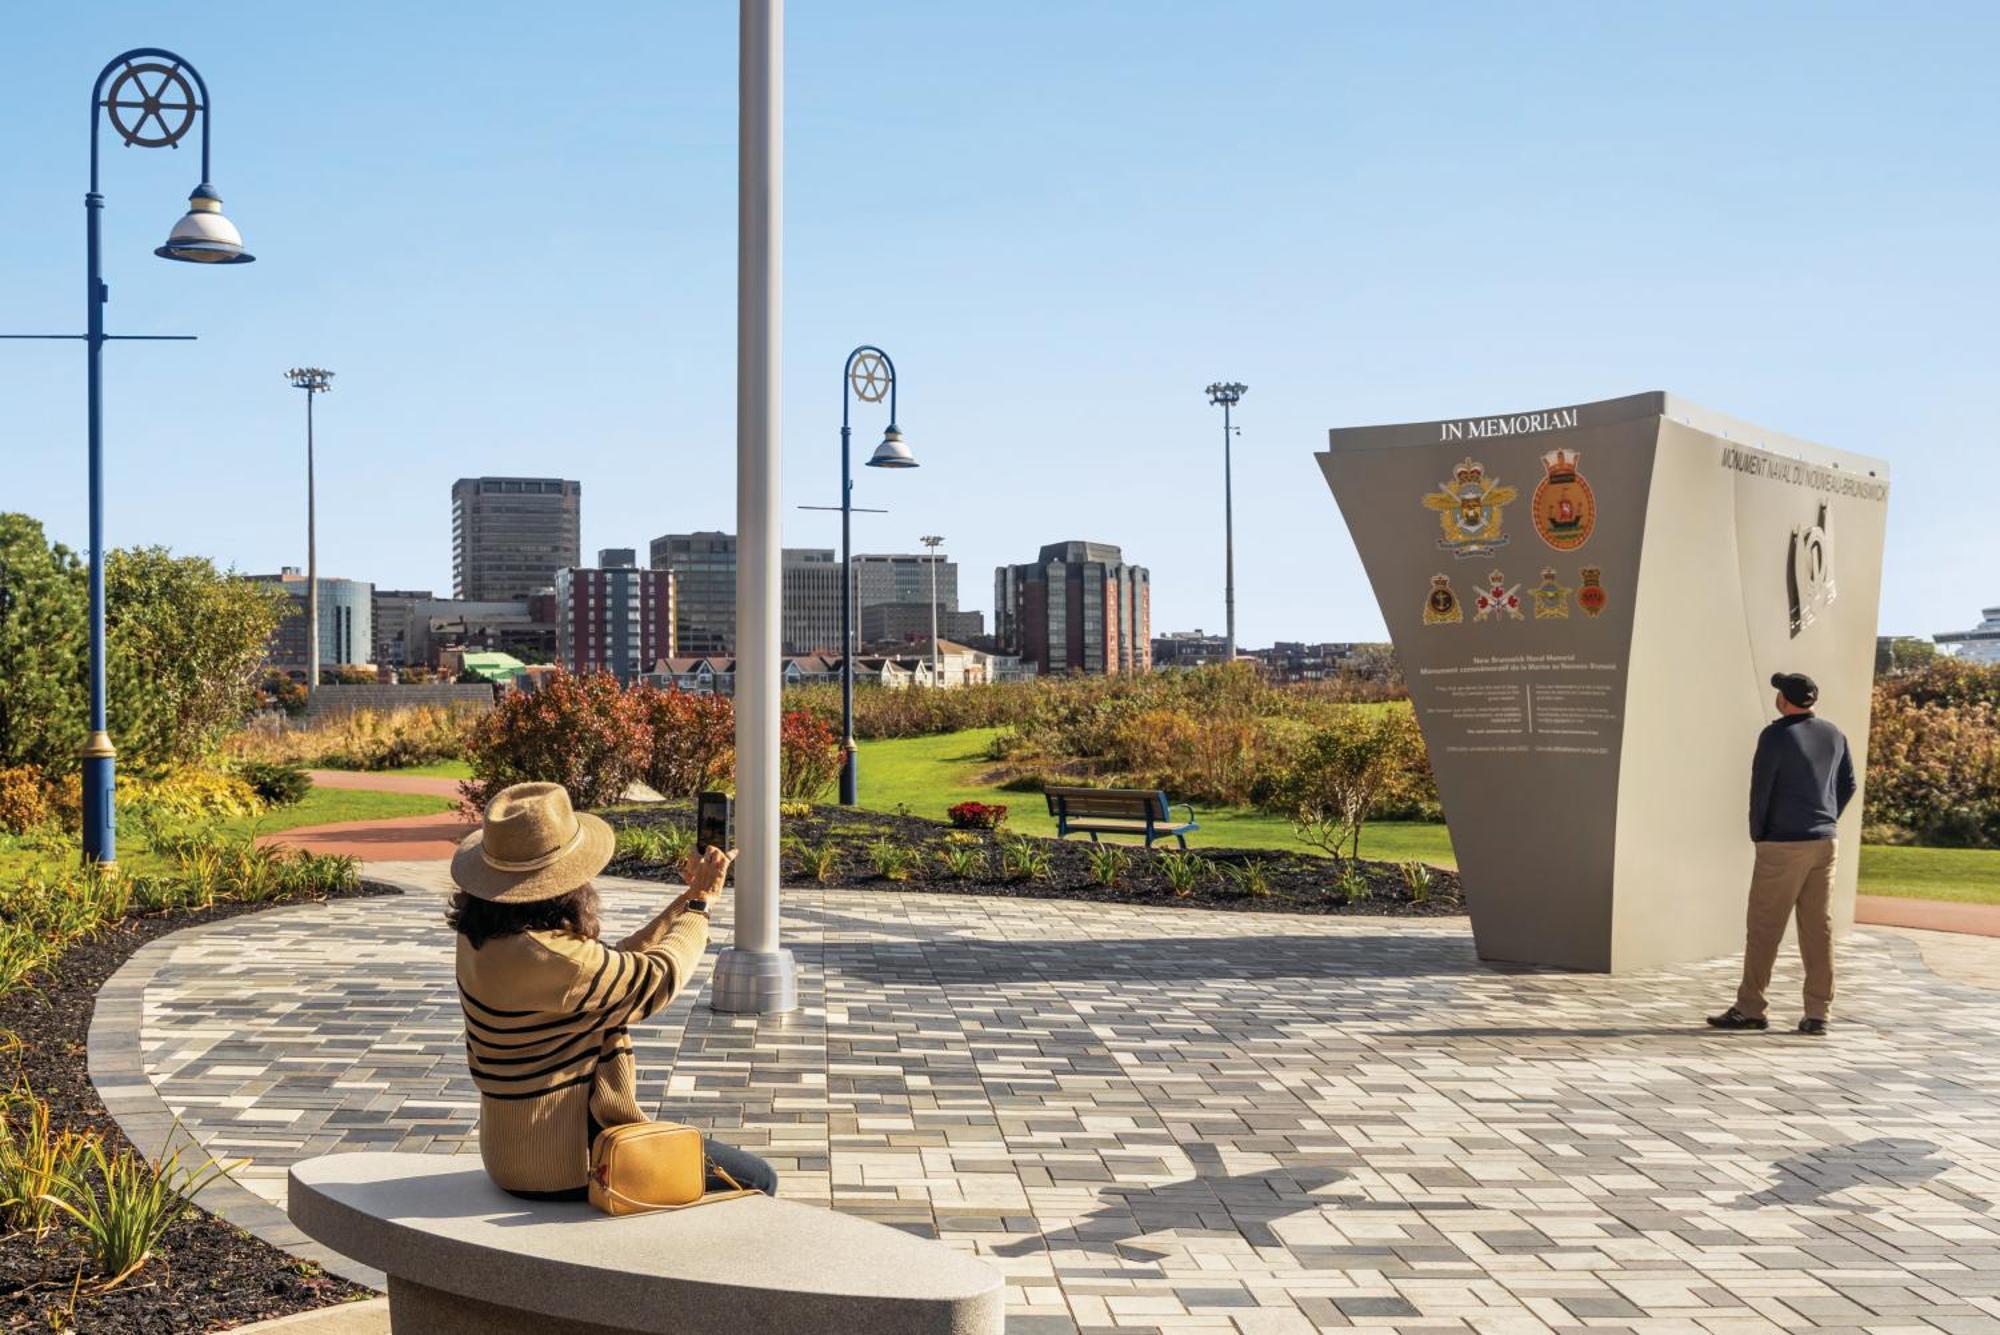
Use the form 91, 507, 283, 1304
2, 4, 1994, 644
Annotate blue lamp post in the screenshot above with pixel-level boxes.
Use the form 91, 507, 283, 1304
5, 49, 254, 867
837, 346, 913, 805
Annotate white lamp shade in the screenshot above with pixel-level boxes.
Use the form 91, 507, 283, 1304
867, 427, 916, 469
156, 185, 254, 264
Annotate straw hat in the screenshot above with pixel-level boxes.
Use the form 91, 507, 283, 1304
451, 782, 615, 903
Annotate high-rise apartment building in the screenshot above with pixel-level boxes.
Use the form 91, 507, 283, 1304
451, 477, 581, 601
556, 565, 676, 684
248, 570, 375, 677
995, 541, 1151, 676
651, 531, 737, 656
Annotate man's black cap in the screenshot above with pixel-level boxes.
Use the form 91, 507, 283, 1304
1771, 671, 1819, 708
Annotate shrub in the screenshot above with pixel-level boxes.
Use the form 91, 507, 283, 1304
946, 801, 1007, 830
47, 1136, 237, 1289
1158, 851, 1207, 897
866, 838, 916, 881
226, 705, 473, 771
780, 711, 842, 802
1864, 693, 2000, 847
462, 672, 651, 811
1273, 710, 1426, 860
936, 844, 981, 880
779, 800, 814, 821
0, 766, 53, 835
120, 766, 263, 827
1085, 843, 1129, 888
633, 686, 734, 801
237, 760, 311, 808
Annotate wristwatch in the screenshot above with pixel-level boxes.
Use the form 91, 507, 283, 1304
683, 897, 710, 915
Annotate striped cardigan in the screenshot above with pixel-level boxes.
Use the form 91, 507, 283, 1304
456, 905, 709, 1193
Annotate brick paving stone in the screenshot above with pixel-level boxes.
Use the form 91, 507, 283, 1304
89, 872, 2000, 1328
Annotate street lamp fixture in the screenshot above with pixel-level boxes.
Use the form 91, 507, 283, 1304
838, 345, 910, 803
1205, 380, 1248, 663
1, 49, 255, 867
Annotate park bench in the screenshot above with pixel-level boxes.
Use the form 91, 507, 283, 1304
288, 1151, 1004, 1335
1044, 785, 1198, 849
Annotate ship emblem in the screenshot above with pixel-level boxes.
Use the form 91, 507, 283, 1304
1532, 448, 1596, 552
1422, 574, 1462, 625
1422, 457, 1516, 559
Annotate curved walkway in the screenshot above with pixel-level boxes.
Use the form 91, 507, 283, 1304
92, 867, 2000, 1333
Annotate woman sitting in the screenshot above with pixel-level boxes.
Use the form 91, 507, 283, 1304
446, 781, 775, 1201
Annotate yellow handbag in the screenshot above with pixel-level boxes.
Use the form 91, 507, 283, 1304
588, 1121, 760, 1217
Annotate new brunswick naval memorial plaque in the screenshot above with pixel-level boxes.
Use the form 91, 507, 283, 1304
1320, 392, 1890, 971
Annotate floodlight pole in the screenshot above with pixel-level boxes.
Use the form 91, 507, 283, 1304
921, 534, 944, 685
710, 0, 797, 1015
286, 368, 334, 694
1205, 381, 1248, 663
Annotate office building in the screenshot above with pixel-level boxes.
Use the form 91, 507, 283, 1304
851, 552, 959, 614
994, 541, 1151, 676
557, 565, 676, 684
782, 548, 843, 655
372, 588, 434, 668
451, 477, 581, 601
1152, 629, 1231, 669
651, 531, 737, 656
374, 590, 558, 668
597, 548, 636, 569
248, 569, 374, 678
860, 602, 984, 652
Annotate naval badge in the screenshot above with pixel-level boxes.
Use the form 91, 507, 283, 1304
1531, 567, 1571, 619
1577, 566, 1607, 617
1473, 569, 1523, 622
1422, 457, 1516, 559
1532, 448, 1596, 552
1422, 574, 1462, 625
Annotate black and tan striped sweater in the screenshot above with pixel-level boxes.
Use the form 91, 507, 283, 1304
456, 906, 709, 1193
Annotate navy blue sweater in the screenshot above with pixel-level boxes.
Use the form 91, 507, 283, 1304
1749, 713, 1856, 842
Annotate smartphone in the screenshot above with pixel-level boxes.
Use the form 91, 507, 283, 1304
696, 792, 733, 855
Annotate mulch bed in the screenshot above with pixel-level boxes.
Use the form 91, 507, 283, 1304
605, 804, 1465, 916
0, 882, 397, 1333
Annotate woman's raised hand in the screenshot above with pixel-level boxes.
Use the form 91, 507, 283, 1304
680, 845, 737, 903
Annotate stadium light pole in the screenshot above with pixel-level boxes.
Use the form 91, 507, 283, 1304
2, 48, 254, 867
920, 534, 944, 686
285, 368, 334, 695
1205, 381, 1248, 662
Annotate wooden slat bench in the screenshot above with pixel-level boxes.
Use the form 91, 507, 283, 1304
287, 1152, 1004, 1334
1043, 786, 1198, 849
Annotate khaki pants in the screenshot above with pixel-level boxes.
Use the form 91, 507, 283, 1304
1734, 838, 1837, 1021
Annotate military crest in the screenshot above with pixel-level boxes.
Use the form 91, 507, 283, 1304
1532, 448, 1595, 551
1422, 457, 1516, 559
1422, 573, 1462, 625
1577, 567, 1607, 617
1473, 569, 1523, 622
1531, 567, 1570, 619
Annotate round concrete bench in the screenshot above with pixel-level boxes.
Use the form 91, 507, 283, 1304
288, 1152, 1004, 1335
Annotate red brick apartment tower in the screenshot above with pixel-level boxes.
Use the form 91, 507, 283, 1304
556, 560, 676, 683
994, 541, 1150, 676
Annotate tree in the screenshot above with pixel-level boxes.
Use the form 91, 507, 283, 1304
1278, 709, 1425, 860
105, 546, 287, 770
0, 514, 88, 774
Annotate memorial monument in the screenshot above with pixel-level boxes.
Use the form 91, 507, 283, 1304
1319, 392, 1889, 971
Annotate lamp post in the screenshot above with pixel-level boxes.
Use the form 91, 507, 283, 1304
1205, 381, 1247, 663
836, 345, 913, 804
3, 49, 253, 867
285, 368, 333, 695
920, 534, 944, 686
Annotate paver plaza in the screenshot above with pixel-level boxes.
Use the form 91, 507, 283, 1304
90, 866, 2000, 1333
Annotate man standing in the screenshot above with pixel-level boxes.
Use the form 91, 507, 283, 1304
1709, 672, 1856, 1036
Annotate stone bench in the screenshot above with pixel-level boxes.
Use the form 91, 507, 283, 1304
288, 1152, 1004, 1335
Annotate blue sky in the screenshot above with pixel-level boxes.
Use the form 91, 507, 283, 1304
3, 3, 1992, 643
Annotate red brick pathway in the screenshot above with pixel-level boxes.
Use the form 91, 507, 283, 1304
260, 771, 472, 862
1855, 893, 2000, 939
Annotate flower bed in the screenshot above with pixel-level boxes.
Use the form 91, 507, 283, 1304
0, 881, 394, 1332
606, 803, 1462, 916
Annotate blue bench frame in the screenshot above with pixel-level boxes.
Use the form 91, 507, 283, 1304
1044, 786, 1199, 849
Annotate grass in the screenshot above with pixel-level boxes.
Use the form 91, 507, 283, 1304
853, 728, 1458, 865
854, 727, 2000, 901
1856, 845, 2000, 906
377, 759, 472, 779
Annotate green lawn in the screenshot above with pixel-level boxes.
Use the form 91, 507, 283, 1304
853, 728, 1458, 866
0, 785, 455, 883
376, 759, 472, 779
1856, 845, 2000, 906
854, 727, 2000, 902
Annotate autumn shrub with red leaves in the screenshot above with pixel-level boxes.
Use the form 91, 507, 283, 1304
462, 671, 653, 812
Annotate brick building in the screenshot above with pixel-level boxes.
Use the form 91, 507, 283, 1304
994, 541, 1150, 676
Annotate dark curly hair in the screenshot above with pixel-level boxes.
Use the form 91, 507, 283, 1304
447, 884, 601, 950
